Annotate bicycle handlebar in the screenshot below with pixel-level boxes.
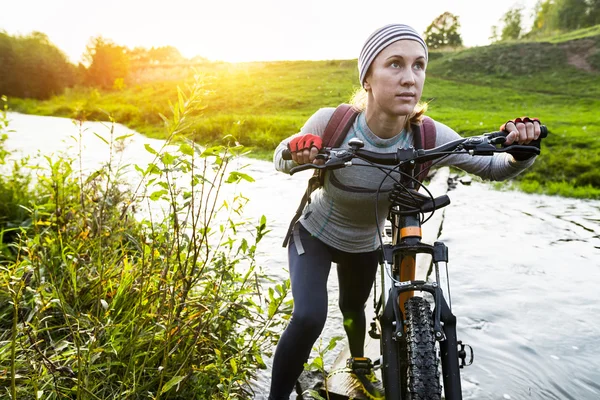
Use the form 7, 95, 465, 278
282, 125, 548, 175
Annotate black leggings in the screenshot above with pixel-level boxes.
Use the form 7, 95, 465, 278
268, 224, 379, 399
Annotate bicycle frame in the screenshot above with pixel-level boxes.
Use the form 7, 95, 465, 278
377, 161, 464, 400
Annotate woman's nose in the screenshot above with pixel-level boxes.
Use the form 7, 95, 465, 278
399, 70, 415, 86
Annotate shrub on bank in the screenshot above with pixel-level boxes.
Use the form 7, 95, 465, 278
0, 86, 291, 399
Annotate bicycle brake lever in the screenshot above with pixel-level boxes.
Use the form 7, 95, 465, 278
289, 163, 322, 175
289, 150, 354, 175
489, 136, 506, 145
495, 144, 541, 156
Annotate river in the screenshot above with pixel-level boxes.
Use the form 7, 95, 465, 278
4, 112, 600, 399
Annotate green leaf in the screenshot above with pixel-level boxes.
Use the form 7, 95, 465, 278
144, 144, 158, 155
115, 133, 134, 141
239, 238, 248, 253
161, 152, 176, 166
146, 163, 161, 175
314, 357, 323, 370
179, 143, 194, 156
255, 353, 266, 369
201, 146, 225, 157
230, 358, 238, 374
149, 189, 168, 201
302, 389, 326, 400
160, 375, 186, 394
93, 132, 109, 145
226, 171, 255, 184
326, 336, 344, 352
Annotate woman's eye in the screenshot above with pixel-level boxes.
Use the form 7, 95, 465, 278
390, 62, 400, 68
414, 62, 425, 70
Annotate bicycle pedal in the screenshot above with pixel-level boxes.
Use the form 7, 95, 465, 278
346, 357, 373, 370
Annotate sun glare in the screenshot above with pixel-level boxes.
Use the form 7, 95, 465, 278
1, 0, 542, 63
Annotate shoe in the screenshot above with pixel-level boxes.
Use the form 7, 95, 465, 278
346, 357, 385, 400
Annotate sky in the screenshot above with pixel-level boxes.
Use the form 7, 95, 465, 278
0, 0, 540, 63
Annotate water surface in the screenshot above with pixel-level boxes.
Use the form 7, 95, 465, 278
5, 112, 600, 399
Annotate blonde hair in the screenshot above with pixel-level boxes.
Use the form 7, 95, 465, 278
350, 88, 429, 132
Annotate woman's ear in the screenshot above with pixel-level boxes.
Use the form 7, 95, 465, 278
363, 79, 371, 91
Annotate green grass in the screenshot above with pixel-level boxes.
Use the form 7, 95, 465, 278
7, 31, 600, 198
426, 35, 600, 97
535, 25, 600, 43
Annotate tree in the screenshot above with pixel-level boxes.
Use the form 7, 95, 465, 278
0, 31, 76, 99
129, 45, 184, 67
586, 0, 600, 26
84, 37, 130, 89
529, 0, 599, 35
531, 0, 559, 33
500, 7, 524, 41
423, 12, 463, 50
556, 0, 589, 30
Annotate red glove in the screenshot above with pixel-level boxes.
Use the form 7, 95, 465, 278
500, 116, 540, 131
288, 134, 323, 152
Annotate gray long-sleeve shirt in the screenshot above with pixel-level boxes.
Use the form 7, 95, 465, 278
274, 108, 535, 253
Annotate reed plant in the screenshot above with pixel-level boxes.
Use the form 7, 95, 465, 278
0, 81, 291, 399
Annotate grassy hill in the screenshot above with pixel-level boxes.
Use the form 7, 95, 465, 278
427, 31, 600, 97
7, 27, 600, 198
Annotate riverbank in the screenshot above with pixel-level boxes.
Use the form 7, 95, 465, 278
6, 38, 600, 199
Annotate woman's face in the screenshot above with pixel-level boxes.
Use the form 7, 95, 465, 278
364, 40, 427, 117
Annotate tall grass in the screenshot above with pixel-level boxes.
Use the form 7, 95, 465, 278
0, 82, 291, 398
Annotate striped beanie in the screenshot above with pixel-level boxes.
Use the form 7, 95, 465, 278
358, 24, 428, 88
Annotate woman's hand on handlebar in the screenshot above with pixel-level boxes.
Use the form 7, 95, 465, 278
501, 117, 542, 145
287, 134, 325, 165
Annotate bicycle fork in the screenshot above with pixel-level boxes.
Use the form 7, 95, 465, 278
378, 240, 473, 400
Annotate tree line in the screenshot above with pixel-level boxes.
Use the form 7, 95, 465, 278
425, 0, 600, 49
2, 0, 599, 100
491, 0, 600, 42
0, 32, 200, 99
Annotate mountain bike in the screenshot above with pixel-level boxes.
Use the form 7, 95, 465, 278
283, 124, 547, 399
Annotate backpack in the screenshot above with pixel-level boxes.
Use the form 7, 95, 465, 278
282, 104, 437, 248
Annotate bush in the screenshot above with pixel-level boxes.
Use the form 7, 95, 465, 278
0, 84, 291, 398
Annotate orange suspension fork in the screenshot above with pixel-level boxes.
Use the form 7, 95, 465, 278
397, 218, 422, 316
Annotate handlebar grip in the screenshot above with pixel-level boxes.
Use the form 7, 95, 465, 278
282, 149, 292, 160
490, 125, 548, 139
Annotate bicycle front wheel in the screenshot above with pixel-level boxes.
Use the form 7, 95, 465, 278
403, 296, 441, 400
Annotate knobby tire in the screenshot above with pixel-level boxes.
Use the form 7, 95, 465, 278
403, 296, 441, 400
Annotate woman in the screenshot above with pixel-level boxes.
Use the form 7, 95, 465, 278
270, 24, 541, 399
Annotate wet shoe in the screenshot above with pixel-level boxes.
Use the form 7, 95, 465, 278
346, 357, 385, 400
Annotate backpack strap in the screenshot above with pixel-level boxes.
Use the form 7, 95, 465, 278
413, 116, 437, 183
282, 104, 359, 249
322, 104, 359, 148
318, 104, 359, 186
